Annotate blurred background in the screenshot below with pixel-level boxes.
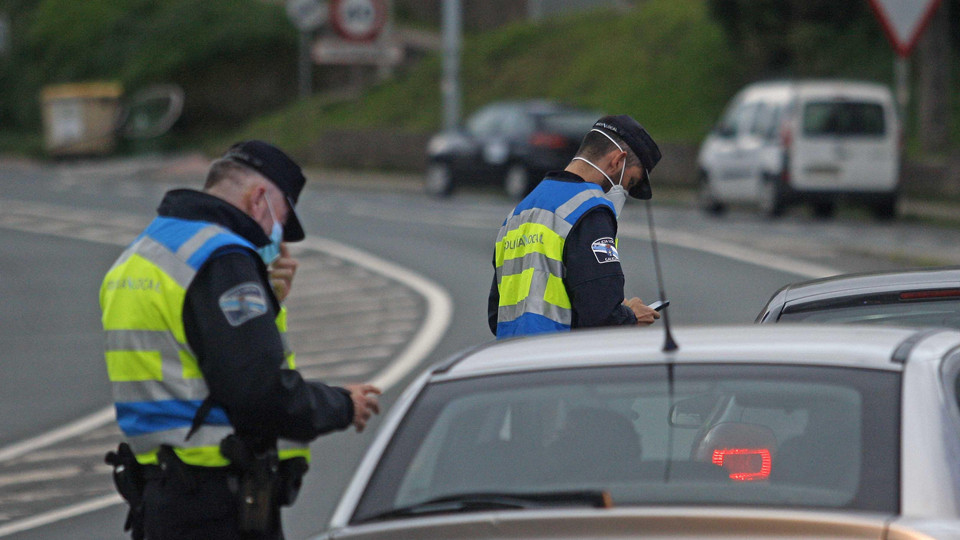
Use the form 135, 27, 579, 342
0, 0, 956, 197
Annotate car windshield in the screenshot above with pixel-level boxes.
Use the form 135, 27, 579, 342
802, 101, 886, 137
778, 297, 960, 327
351, 364, 899, 523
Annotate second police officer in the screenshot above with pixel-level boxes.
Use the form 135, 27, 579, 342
489, 115, 662, 338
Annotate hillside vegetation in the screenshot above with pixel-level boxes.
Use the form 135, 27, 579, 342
2, 0, 953, 159
223, 0, 918, 158
226, 1, 740, 153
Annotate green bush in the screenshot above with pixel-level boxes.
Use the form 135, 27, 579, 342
0, 0, 297, 135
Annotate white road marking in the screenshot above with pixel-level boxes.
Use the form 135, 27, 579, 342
616, 222, 840, 278
344, 200, 841, 279
0, 467, 90, 489
0, 408, 115, 463
0, 494, 122, 538
300, 238, 454, 390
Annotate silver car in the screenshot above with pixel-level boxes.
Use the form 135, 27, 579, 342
756, 266, 960, 327
314, 325, 960, 539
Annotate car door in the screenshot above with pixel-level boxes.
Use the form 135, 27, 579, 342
712, 100, 761, 202
459, 105, 506, 182
792, 97, 896, 193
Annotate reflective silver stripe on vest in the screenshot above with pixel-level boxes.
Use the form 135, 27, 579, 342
555, 189, 609, 221
497, 290, 572, 324
127, 425, 234, 455
176, 224, 224, 261
497, 207, 574, 244
134, 236, 196, 289
496, 252, 565, 285
108, 330, 210, 402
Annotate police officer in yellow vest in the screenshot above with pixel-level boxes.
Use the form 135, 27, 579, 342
100, 140, 381, 539
489, 115, 662, 338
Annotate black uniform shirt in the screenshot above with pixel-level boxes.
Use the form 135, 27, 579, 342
488, 172, 638, 335
158, 189, 353, 442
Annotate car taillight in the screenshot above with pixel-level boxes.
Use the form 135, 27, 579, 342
712, 448, 772, 481
529, 132, 568, 150
900, 289, 960, 300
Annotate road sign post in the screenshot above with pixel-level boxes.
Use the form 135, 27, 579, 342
286, 0, 329, 97
868, 0, 943, 124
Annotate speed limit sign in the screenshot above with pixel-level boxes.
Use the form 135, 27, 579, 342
330, 0, 387, 43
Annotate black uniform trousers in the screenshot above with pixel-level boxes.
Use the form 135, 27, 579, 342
141, 467, 282, 540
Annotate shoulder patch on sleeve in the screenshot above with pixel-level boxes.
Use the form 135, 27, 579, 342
591, 237, 620, 264
218, 282, 269, 326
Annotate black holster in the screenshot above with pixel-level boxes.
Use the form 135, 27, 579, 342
104, 442, 146, 540
220, 435, 280, 534
277, 455, 309, 506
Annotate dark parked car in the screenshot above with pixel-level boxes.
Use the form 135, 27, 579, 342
756, 266, 960, 327
425, 100, 602, 199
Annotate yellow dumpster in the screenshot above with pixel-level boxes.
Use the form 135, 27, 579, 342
40, 82, 123, 157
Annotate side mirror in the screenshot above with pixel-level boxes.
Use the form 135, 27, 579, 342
669, 394, 721, 428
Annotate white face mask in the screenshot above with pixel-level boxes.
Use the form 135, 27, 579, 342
572, 128, 627, 217
256, 193, 284, 266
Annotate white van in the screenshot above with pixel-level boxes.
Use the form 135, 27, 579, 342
696, 80, 901, 219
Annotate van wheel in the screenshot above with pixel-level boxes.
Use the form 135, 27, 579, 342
758, 176, 785, 218
425, 162, 455, 198
503, 164, 531, 200
871, 196, 897, 221
697, 171, 726, 216
812, 201, 836, 219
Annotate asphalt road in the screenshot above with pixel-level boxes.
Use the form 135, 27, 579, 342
0, 155, 947, 539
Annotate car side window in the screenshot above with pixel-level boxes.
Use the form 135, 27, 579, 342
717, 100, 759, 139
502, 110, 534, 138
714, 97, 744, 138
467, 107, 503, 137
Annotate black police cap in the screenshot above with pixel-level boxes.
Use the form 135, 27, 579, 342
224, 140, 306, 242
592, 115, 661, 200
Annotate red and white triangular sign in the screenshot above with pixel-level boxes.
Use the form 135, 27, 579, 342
868, 0, 943, 57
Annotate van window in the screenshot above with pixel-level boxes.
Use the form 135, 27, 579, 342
802, 101, 886, 137
750, 103, 781, 140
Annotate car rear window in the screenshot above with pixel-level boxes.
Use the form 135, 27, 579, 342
802, 101, 886, 136
778, 297, 960, 328
352, 364, 900, 523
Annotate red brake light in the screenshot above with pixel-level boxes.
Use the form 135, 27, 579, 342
529, 132, 568, 150
900, 289, 960, 300
712, 448, 772, 481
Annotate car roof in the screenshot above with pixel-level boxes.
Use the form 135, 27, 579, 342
479, 99, 596, 115
775, 266, 960, 305
738, 79, 894, 104
433, 325, 959, 381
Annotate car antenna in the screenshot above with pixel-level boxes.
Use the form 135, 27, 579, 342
644, 198, 678, 352
643, 195, 679, 484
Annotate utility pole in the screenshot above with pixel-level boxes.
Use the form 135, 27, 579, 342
441, 0, 462, 130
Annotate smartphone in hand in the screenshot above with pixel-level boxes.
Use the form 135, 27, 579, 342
648, 300, 670, 312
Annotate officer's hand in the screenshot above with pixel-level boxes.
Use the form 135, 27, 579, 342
624, 297, 660, 326
269, 243, 298, 302
345, 383, 382, 432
